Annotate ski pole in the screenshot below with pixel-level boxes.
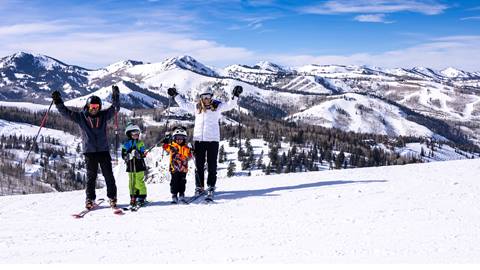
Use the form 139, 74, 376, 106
129, 156, 134, 202
113, 85, 119, 163
24, 100, 54, 165
161, 96, 172, 159
238, 100, 241, 150
115, 111, 119, 163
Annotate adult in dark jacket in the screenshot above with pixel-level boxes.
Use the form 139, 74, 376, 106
51, 86, 120, 209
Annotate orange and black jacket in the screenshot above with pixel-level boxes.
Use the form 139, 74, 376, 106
162, 142, 192, 173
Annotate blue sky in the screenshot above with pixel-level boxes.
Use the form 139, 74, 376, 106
1, 0, 480, 70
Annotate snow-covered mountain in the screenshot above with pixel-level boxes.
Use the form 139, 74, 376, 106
0, 52, 90, 101
1, 51, 480, 145
1, 158, 480, 263
287, 93, 445, 138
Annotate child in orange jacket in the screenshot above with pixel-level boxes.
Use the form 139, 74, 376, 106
161, 127, 193, 204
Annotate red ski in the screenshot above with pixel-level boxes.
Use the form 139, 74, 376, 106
72, 198, 105, 218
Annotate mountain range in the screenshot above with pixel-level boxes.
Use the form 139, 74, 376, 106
1, 52, 479, 145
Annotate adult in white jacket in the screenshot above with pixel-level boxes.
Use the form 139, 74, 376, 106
167, 86, 243, 198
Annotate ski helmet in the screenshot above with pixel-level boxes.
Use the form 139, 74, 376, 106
172, 127, 187, 140
85, 95, 102, 110
125, 124, 141, 137
199, 87, 214, 98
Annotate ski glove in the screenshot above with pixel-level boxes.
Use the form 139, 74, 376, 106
167, 87, 178, 97
112, 85, 120, 101
232, 85, 243, 97
160, 135, 171, 144
51, 90, 63, 104
128, 149, 142, 160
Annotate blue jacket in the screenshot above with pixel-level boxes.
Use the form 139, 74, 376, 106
55, 98, 120, 154
121, 139, 147, 172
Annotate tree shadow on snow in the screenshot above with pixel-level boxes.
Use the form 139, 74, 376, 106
214, 179, 387, 201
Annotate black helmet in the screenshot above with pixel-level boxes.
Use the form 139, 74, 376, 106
85, 95, 102, 110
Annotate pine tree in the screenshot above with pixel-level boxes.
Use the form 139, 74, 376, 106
218, 145, 226, 163
335, 151, 345, 169
227, 162, 236, 177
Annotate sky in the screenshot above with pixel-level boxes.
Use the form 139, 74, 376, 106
1, 0, 480, 71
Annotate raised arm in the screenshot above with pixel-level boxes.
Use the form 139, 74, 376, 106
174, 95, 195, 114
51, 91, 82, 123
217, 97, 238, 113
167, 87, 195, 114
105, 85, 120, 121
218, 85, 243, 113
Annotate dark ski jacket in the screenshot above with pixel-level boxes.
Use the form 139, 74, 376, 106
55, 98, 120, 154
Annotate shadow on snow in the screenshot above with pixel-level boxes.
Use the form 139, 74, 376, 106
136, 179, 387, 207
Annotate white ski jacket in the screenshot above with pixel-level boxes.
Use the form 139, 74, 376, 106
174, 95, 238, 142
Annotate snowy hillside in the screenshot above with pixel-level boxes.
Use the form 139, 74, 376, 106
1, 159, 480, 263
287, 93, 443, 138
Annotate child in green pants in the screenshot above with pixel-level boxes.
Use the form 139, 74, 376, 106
121, 124, 147, 206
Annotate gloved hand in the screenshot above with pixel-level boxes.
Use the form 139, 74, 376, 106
112, 85, 120, 101
51, 91, 63, 104
128, 149, 138, 160
161, 132, 171, 144
160, 136, 170, 144
167, 87, 178, 97
232, 85, 243, 97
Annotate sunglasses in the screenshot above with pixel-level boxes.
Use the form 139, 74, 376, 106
131, 131, 140, 136
89, 104, 100, 110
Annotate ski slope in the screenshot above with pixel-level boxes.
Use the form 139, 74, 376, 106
0, 159, 480, 263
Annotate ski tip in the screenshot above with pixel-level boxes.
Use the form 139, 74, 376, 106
113, 209, 124, 215
72, 214, 84, 219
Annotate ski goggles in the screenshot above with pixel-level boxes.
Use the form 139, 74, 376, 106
200, 93, 212, 99
173, 135, 187, 140
89, 104, 100, 110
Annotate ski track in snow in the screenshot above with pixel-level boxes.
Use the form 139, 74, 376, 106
1, 159, 480, 263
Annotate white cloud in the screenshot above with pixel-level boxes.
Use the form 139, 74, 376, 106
300, 0, 448, 16
270, 36, 480, 72
0, 30, 255, 68
460, 16, 480, 21
0, 21, 75, 36
354, 13, 393, 23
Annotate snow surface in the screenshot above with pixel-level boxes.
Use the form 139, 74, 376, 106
1, 159, 480, 263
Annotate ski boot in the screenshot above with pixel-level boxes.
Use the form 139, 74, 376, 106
130, 196, 136, 206
194, 186, 205, 196
109, 198, 117, 208
205, 186, 215, 202
136, 197, 146, 206
171, 194, 178, 204
179, 193, 187, 204
85, 199, 95, 210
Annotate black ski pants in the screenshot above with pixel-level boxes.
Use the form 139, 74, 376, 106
170, 172, 187, 195
194, 141, 219, 188
85, 151, 117, 200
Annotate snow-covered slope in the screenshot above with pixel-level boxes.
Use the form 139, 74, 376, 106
1, 159, 479, 263
287, 93, 443, 138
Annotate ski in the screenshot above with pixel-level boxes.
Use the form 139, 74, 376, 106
185, 191, 207, 204
122, 201, 149, 212
111, 207, 124, 215
72, 198, 105, 218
